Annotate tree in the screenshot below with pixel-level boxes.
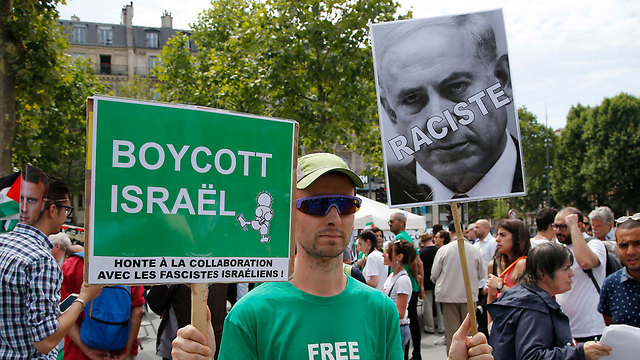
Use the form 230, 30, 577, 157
581, 93, 640, 214
1, 0, 67, 174
118, 75, 156, 101
154, 0, 409, 177
12, 56, 109, 194
551, 103, 590, 210
552, 93, 640, 215
512, 106, 557, 212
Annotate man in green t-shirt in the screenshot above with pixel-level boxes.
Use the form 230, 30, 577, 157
171, 153, 493, 360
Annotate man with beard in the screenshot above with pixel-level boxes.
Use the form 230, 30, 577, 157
598, 213, 640, 328
553, 207, 607, 342
170, 153, 494, 360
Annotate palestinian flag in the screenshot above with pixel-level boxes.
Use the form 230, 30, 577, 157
0, 172, 21, 233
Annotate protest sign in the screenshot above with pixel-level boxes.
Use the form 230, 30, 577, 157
86, 97, 297, 284
371, 9, 526, 207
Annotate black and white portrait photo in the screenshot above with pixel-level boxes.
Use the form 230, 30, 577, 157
372, 9, 526, 207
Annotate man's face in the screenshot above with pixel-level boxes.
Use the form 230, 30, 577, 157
434, 233, 444, 247
379, 25, 509, 191
475, 222, 487, 239
52, 196, 71, 229
553, 215, 571, 245
590, 218, 611, 240
295, 174, 355, 259
388, 216, 403, 234
616, 226, 640, 274
467, 228, 477, 240
19, 180, 46, 225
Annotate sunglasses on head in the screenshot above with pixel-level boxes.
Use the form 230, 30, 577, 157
616, 213, 640, 225
296, 195, 361, 216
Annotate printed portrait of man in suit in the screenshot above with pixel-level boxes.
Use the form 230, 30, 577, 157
372, 10, 525, 206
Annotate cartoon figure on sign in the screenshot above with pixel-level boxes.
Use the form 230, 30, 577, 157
237, 192, 273, 243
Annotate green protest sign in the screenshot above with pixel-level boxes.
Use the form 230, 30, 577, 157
86, 97, 297, 284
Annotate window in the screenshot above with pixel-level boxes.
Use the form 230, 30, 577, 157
148, 56, 157, 75
146, 32, 159, 48
100, 54, 111, 74
72, 26, 87, 44
98, 27, 113, 45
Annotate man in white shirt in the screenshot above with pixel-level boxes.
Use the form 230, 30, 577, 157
473, 219, 495, 336
554, 207, 607, 342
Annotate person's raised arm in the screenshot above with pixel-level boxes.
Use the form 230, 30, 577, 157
566, 214, 600, 269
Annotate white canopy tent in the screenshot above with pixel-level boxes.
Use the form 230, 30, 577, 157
354, 195, 425, 231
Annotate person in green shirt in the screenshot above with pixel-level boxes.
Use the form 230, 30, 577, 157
171, 153, 493, 360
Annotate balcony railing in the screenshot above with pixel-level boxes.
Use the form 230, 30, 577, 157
94, 64, 128, 76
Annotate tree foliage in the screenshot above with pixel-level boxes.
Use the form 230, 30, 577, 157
469, 107, 556, 221
12, 56, 109, 193
154, 0, 409, 176
1, 0, 67, 174
552, 93, 640, 215
512, 107, 557, 212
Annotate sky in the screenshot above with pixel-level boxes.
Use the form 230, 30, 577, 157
57, 0, 640, 130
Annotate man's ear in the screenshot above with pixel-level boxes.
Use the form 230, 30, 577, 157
380, 96, 398, 125
494, 54, 512, 96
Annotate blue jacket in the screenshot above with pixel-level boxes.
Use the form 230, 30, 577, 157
487, 284, 585, 360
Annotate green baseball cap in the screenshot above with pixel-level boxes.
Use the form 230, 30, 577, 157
296, 153, 363, 189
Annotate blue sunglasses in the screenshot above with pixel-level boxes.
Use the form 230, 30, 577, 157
296, 195, 361, 216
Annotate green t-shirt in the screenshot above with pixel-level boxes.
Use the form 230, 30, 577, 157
218, 276, 403, 360
396, 231, 419, 291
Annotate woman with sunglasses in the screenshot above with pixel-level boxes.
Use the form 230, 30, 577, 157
358, 231, 387, 291
382, 239, 415, 355
486, 219, 531, 306
488, 242, 611, 360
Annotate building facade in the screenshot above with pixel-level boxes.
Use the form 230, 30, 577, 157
58, 2, 194, 95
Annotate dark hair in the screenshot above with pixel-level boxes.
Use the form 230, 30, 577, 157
519, 242, 573, 286
358, 231, 377, 255
495, 219, 531, 268
437, 230, 450, 245
21, 164, 49, 198
44, 176, 69, 209
617, 218, 640, 232
389, 239, 416, 265
536, 207, 557, 231
371, 226, 384, 250
432, 224, 443, 234
448, 221, 462, 233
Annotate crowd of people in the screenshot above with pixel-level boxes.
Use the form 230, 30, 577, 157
2, 157, 638, 360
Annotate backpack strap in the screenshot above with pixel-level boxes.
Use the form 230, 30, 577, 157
584, 268, 600, 294
583, 236, 602, 293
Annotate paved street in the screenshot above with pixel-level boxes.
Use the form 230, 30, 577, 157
135, 300, 449, 359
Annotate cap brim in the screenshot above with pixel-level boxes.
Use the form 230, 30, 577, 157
297, 168, 364, 189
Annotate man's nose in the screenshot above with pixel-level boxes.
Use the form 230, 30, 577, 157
324, 206, 342, 225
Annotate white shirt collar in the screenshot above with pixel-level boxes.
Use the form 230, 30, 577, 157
416, 132, 517, 201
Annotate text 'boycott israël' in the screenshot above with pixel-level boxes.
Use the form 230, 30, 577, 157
387, 82, 511, 161
109, 140, 273, 216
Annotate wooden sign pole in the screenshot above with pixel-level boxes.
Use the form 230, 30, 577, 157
191, 283, 215, 356
450, 201, 478, 335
